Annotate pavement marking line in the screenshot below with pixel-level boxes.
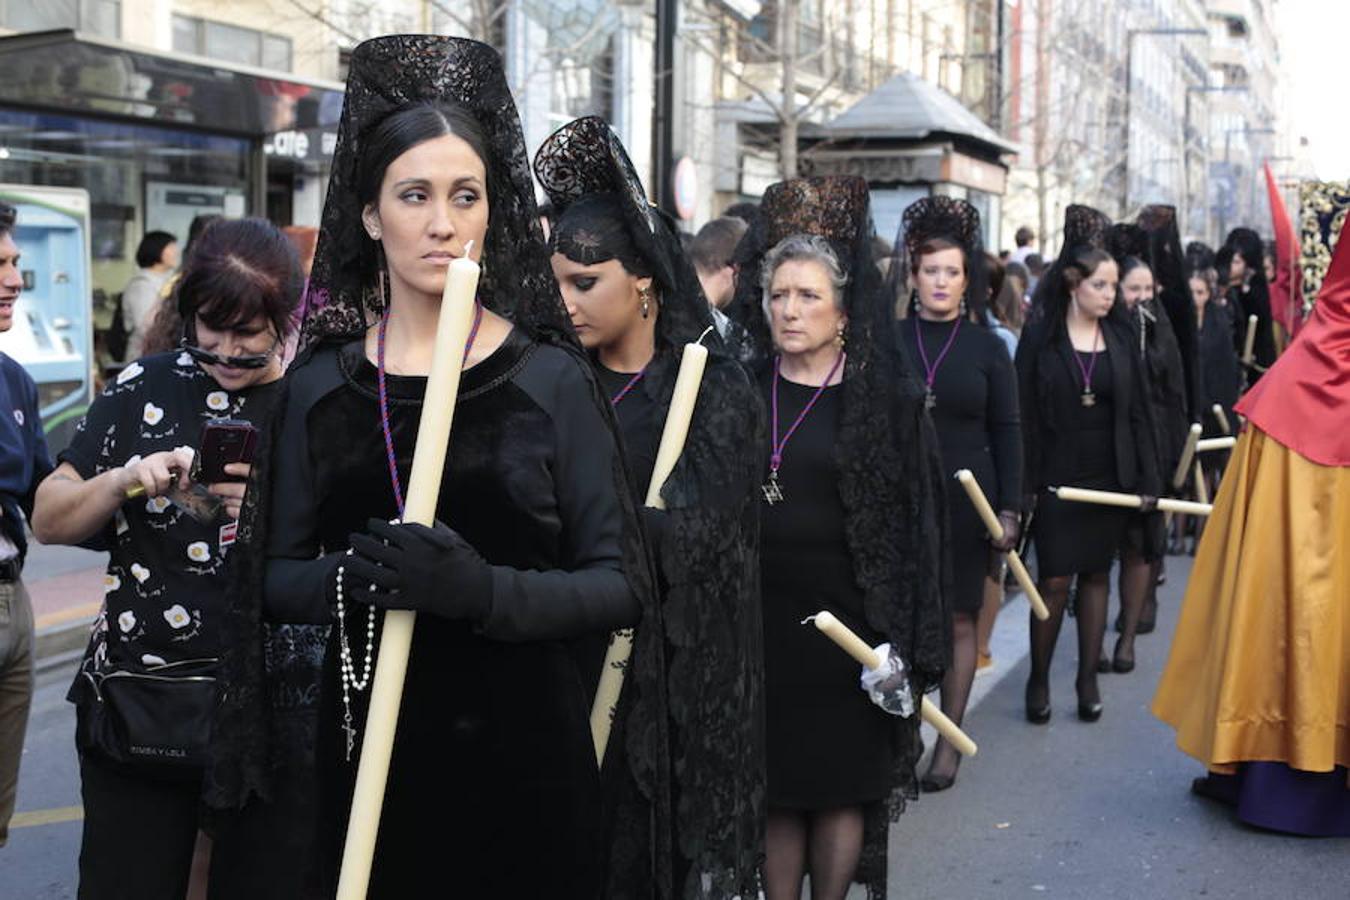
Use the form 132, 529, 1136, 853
10, 805, 85, 828
35, 600, 102, 631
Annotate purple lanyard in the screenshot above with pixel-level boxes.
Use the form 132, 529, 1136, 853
769, 351, 845, 477
914, 315, 962, 399
610, 367, 647, 406
376, 302, 485, 516
1072, 326, 1102, 395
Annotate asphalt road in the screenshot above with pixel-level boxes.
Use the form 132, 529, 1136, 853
3, 557, 1347, 898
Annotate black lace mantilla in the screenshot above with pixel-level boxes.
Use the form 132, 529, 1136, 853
537, 115, 766, 898
891, 195, 991, 321
731, 176, 950, 899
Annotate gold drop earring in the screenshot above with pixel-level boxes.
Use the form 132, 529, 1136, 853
639, 285, 652, 319
835, 321, 847, 348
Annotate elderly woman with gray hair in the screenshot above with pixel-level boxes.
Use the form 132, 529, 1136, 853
741, 177, 948, 900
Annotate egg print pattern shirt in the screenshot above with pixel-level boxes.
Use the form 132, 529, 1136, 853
59, 351, 280, 675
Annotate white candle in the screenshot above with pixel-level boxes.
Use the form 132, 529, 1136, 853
954, 469, 1048, 621
337, 252, 481, 900
1196, 436, 1236, 453
1212, 404, 1232, 435
1242, 313, 1258, 364
809, 611, 978, 757
1171, 423, 1203, 491
1053, 485, 1213, 517
590, 337, 710, 765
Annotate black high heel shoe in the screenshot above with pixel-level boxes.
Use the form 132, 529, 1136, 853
1112, 637, 1136, 673
1025, 678, 1051, 724
1076, 677, 1103, 722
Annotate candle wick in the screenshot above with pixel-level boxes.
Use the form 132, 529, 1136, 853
462, 240, 475, 258
800, 615, 819, 626
696, 324, 715, 346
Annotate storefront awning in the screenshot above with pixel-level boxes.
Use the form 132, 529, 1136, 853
0, 28, 344, 139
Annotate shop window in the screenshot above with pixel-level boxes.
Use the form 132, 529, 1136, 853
2, 0, 120, 37
171, 14, 293, 72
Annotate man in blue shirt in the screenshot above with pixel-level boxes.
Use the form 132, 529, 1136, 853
0, 201, 55, 848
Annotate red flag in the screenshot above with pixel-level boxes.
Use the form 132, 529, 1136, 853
1264, 161, 1302, 335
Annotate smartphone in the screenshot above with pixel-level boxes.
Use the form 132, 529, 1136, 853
191, 419, 259, 484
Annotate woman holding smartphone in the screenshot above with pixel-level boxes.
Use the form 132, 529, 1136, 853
31, 218, 302, 899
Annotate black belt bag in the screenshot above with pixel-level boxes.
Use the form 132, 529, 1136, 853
75, 657, 219, 772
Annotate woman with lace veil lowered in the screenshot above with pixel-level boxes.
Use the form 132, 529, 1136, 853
892, 197, 1021, 793
534, 115, 767, 899
207, 36, 659, 898
729, 176, 948, 900
1103, 208, 1192, 671
1015, 204, 1160, 727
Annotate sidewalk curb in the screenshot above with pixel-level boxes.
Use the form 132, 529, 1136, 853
35, 618, 92, 670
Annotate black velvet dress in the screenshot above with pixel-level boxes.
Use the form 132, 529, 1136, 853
262, 329, 638, 899
896, 318, 1022, 615
759, 374, 892, 809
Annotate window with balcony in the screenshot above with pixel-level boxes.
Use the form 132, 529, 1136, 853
1, 0, 120, 37
172, 14, 293, 72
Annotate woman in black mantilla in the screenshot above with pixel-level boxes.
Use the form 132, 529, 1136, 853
1016, 204, 1160, 726
1104, 207, 1192, 667
1216, 226, 1276, 385
535, 116, 766, 899
892, 197, 1021, 792
207, 37, 660, 898
730, 176, 948, 900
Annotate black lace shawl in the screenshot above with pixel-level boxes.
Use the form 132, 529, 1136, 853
208, 43, 664, 893
729, 176, 950, 899
1107, 219, 1191, 481
536, 116, 766, 899
889, 194, 991, 323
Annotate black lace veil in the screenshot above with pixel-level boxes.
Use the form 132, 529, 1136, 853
890, 195, 990, 322
731, 176, 950, 898
1216, 225, 1276, 373
536, 116, 766, 899
1137, 205, 1199, 419
208, 40, 660, 855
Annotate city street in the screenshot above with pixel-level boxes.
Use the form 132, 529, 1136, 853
4, 556, 1346, 899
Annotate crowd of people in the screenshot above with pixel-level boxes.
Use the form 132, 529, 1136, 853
0, 32, 1343, 900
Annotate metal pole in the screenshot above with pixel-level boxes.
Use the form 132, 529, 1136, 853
652, 0, 677, 212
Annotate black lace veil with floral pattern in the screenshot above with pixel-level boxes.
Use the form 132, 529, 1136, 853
890, 195, 990, 322
729, 176, 950, 898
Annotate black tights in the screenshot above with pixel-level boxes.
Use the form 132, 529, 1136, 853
1027, 572, 1109, 709
925, 612, 976, 781
1115, 549, 1156, 665
764, 806, 863, 900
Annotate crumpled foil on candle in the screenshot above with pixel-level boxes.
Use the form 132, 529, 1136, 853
860, 642, 915, 717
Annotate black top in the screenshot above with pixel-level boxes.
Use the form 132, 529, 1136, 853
0, 353, 52, 562
897, 317, 1022, 509
595, 362, 661, 498
1015, 318, 1161, 502
262, 328, 639, 896
60, 351, 279, 675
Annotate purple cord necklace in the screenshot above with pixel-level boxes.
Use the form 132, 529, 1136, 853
1072, 325, 1103, 408
763, 351, 846, 505
376, 301, 485, 514
914, 314, 963, 411
610, 366, 647, 406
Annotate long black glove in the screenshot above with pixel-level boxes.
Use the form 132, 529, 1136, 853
345, 518, 492, 622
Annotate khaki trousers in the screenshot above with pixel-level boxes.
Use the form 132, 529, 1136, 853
0, 578, 33, 848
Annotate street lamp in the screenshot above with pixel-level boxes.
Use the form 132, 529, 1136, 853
1121, 27, 1206, 215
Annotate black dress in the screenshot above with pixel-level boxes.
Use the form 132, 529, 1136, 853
1198, 302, 1241, 438
262, 330, 639, 899
760, 375, 892, 809
1027, 345, 1128, 577
896, 318, 1022, 614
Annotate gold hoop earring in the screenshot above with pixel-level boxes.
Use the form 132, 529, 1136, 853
639, 286, 652, 319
